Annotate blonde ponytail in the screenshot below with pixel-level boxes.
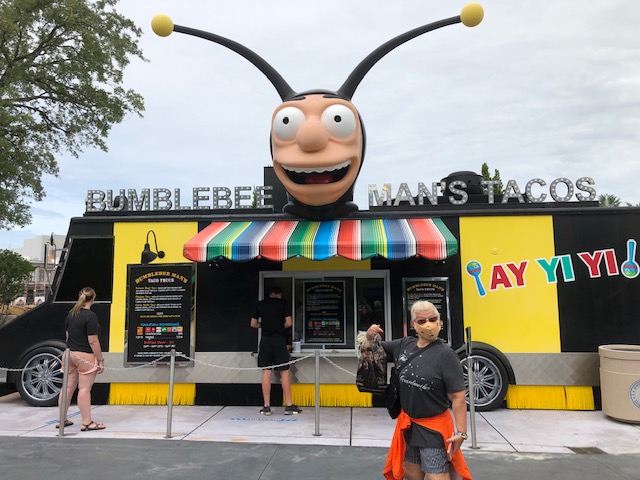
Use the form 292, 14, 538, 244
70, 287, 96, 316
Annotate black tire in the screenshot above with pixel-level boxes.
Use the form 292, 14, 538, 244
459, 349, 509, 411
16, 345, 64, 407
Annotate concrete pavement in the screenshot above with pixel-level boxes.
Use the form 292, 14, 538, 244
1, 392, 640, 479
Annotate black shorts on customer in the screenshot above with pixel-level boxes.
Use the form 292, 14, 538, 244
258, 335, 290, 371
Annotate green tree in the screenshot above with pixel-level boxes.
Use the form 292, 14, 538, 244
598, 194, 621, 207
0, 249, 34, 322
0, 0, 146, 229
480, 162, 503, 195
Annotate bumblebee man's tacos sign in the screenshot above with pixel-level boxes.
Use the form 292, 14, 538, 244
151, 4, 484, 220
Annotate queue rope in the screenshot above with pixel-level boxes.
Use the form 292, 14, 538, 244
0, 365, 38, 373
0, 355, 170, 374
319, 355, 357, 377
1, 350, 357, 375
175, 352, 315, 370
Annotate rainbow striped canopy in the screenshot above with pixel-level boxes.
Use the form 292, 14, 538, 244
183, 218, 458, 262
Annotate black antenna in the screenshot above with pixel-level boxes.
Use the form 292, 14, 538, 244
338, 4, 484, 98
338, 16, 460, 99
152, 4, 483, 101
152, 15, 295, 100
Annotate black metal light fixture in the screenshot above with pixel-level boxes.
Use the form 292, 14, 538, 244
141, 230, 165, 264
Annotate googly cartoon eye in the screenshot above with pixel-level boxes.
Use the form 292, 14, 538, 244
273, 106, 305, 141
321, 104, 357, 138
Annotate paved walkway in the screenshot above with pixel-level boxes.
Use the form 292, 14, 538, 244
1, 392, 640, 479
2, 392, 640, 455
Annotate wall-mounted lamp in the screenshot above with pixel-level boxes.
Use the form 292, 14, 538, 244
141, 230, 165, 264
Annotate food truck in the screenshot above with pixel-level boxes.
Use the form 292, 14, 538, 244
3, 5, 639, 411
1, 169, 639, 412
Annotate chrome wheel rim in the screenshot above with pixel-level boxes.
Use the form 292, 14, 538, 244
461, 355, 503, 408
20, 352, 63, 402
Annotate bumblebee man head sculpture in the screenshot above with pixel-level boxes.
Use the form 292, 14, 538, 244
152, 4, 484, 221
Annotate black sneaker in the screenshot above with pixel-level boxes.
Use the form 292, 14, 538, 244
284, 404, 302, 415
260, 406, 272, 416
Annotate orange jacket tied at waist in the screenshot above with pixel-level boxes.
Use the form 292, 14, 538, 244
383, 409, 472, 480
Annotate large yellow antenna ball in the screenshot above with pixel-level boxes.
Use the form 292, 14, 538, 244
152, 14, 174, 37
460, 3, 484, 27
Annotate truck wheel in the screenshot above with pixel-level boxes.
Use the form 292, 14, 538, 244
16, 346, 64, 407
460, 350, 509, 411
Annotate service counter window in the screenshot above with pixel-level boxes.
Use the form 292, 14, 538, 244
260, 271, 389, 352
54, 237, 114, 302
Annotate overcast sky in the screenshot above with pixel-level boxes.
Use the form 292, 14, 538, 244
2, 0, 639, 251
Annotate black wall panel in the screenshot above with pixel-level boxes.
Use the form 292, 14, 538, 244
195, 259, 280, 352
553, 212, 640, 351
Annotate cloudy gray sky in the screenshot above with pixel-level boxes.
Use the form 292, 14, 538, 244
2, 0, 639, 250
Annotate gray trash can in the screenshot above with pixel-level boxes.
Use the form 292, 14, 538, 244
599, 344, 640, 424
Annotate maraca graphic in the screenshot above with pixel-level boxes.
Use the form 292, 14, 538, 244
466, 260, 487, 296
621, 239, 639, 279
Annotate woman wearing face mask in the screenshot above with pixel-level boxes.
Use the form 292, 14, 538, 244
365, 300, 471, 480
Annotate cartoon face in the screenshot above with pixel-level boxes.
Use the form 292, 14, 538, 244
152, 3, 483, 220
271, 94, 363, 207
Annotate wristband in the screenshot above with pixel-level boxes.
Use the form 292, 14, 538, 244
456, 431, 468, 440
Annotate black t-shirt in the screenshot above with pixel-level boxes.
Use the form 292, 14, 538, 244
381, 336, 465, 447
252, 297, 291, 337
65, 309, 101, 353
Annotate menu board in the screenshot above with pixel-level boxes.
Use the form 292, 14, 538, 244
303, 281, 346, 344
126, 263, 195, 364
402, 277, 451, 342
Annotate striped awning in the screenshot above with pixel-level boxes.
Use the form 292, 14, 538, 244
183, 218, 458, 262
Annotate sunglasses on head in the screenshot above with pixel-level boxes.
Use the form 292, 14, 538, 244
414, 316, 440, 325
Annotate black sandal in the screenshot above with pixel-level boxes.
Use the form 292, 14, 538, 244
55, 419, 73, 428
80, 421, 105, 431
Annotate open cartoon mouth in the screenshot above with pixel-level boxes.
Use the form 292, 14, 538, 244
282, 160, 351, 185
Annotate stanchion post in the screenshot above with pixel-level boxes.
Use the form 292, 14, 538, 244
314, 349, 321, 436
165, 349, 176, 439
58, 348, 70, 437
465, 327, 478, 449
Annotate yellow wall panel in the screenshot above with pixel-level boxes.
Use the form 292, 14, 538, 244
109, 222, 198, 351
459, 216, 560, 353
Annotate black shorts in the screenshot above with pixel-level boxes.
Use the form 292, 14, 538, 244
258, 335, 290, 371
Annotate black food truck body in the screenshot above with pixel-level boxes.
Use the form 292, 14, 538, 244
1, 194, 639, 412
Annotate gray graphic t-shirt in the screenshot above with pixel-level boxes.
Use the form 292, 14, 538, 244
380, 336, 465, 447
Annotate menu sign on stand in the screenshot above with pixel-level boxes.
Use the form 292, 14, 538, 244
402, 277, 451, 343
126, 263, 195, 365
303, 281, 346, 345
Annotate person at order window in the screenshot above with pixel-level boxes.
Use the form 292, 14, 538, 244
357, 297, 373, 331
371, 299, 384, 326
365, 300, 471, 480
250, 286, 302, 416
